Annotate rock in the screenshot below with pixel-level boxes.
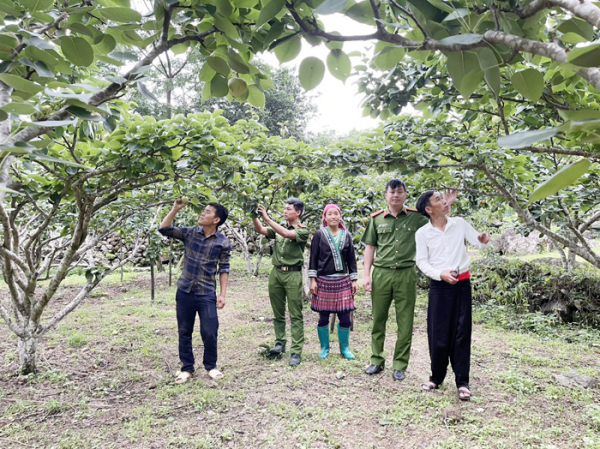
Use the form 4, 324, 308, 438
443, 406, 462, 423
552, 373, 598, 389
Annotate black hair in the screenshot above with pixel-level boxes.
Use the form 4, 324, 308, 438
385, 179, 407, 193
416, 190, 435, 219
208, 203, 228, 227
286, 197, 304, 217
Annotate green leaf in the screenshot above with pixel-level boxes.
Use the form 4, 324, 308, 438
207, 56, 230, 76
95, 34, 117, 55
373, 46, 405, 71
20, 0, 53, 11
326, 49, 351, 82
511, 69, 544, 102
438, 34, 483, 46
497, 127, 561, 149
29, 119, 77, 127
213, 14, 240, 40
256, 0, 285, 28
199, 63, 216, 82
314, 0, 347, 15
0, 185, 22, 194
215, 0, 233, 17
137, 81, 159, 102
299, 57, 325, 91
0, 103, 37, 115
560, 32, 588, 45
98, 7, 142, 23
274, 35, 301, 63
529, 158, 591, 204
226, 48, 250, 74
0, 74, 43, 94
446, 51, 481, 99
557, 18, 594, 41
60, 36, 94, 67
442, 8, 469, 22
345, 2, 375, 25
66, 106, 103, 121
210, 74, 229, 97
0, 109, 7, 122
557, 108, 600, 121
567, 43, 600, 68
247, 84, 265, 108
426, 0, 454, 13
477, 47, 500, 96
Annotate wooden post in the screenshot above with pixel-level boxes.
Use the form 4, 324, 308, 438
150, 262, 155, 302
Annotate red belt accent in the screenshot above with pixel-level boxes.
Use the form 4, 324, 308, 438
457, 270, 470, 281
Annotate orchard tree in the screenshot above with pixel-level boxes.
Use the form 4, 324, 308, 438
0, 110, 255, 374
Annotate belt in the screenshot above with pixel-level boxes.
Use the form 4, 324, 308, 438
275, 265, 302, 272
457, 270, 470, 281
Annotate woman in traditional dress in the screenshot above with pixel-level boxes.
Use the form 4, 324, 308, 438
308, 204, 358, 359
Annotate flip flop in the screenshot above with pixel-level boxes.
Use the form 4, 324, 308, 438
421, 381, 438, 392
175, 371, 193, 384
207, 369, 224, 380
458, 386, 472, 401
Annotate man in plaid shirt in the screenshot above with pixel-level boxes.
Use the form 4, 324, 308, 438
159, 198, 231, 384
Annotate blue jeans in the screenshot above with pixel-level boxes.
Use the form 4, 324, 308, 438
176, 289, 219, 373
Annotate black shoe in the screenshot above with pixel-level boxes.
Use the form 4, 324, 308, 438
267, 343, 285, 359
392, 370, 406, 381
289, 353, 301, 367
365, 364, 384, 375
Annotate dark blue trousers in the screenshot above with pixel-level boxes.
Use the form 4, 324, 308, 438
176, 289, 219, 373
428, 279, 472, 388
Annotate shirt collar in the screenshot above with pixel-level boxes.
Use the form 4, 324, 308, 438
384, 206, 407, 217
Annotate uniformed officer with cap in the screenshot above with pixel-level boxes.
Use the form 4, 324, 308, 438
253, 198, 309, 367
362, 179, 456, 381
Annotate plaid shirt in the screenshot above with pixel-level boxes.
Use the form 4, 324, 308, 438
159, 226, 231, 296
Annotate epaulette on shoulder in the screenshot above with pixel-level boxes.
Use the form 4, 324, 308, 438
406, 207, 418, 212
370, 209, 385, 217
294, 223, 307, 228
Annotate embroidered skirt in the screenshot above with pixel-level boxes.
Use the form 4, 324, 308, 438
311, 275, 355, 313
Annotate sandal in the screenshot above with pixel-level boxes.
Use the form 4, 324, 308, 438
421, 381, 438, 392
175, 371, 193, 384
207, 369, 224, 380
458, 386, 472, 401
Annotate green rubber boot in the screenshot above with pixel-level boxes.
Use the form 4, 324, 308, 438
337, 324, 355, 360
317, 326, 330, 359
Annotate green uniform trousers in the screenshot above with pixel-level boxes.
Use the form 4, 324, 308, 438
370, 266, 417, 371
268, 268, 304, 355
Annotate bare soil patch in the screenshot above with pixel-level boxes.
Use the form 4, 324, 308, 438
1, 269, 599, 448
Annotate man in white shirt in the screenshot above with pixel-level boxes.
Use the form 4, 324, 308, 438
415, 190, 490, 401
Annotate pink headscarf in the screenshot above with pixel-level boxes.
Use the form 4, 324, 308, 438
321, 203, 345, 229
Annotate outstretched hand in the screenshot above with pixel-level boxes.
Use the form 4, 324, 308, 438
444, 188, 458, 207
172, 197, 188, 212
257, 205, 269, 221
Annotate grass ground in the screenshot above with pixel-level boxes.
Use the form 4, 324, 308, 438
0, 256, 599, 448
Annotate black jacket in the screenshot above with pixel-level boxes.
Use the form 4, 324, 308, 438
308, 228, 358, 280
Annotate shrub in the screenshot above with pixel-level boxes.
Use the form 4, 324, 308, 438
470, 255, 600, 328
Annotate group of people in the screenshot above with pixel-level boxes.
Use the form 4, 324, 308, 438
158, 179, 489, 401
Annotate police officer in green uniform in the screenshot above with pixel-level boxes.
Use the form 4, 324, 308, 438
362, 180, 456, 381
253, 198, 309, 367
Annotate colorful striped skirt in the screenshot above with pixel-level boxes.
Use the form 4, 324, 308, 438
311, 275, 355, 313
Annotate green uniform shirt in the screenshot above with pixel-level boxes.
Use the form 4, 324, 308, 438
267, 224, 310, 267
361, 207, 428, 269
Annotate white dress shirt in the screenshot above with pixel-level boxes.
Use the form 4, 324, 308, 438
415, 217, 488, 281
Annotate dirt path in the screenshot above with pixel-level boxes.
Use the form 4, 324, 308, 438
0, 270, 599, 448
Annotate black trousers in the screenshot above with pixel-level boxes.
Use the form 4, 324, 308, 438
176, 289, 219, 373
428, 279, 472, 388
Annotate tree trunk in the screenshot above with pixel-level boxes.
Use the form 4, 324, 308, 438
18, 333, 38, 375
